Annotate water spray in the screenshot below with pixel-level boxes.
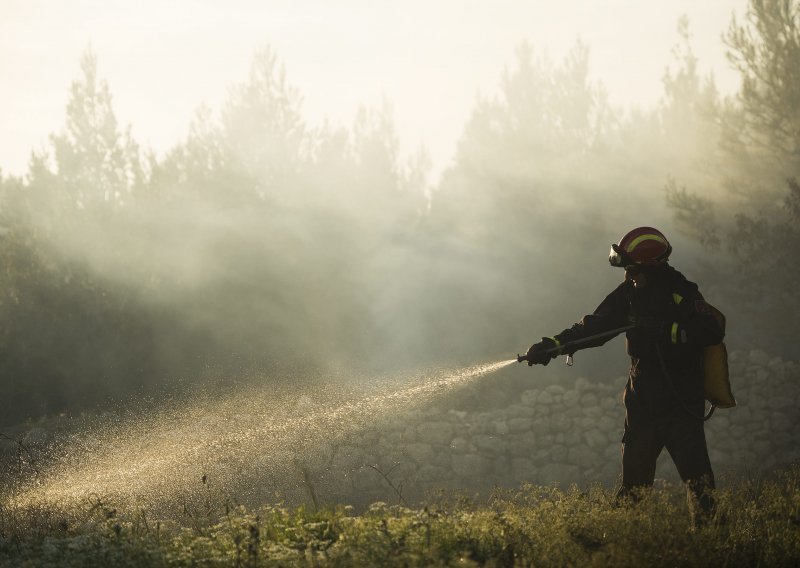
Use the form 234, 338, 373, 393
7, 359, 516, 512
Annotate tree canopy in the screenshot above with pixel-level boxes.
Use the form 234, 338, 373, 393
2, 3, 799, 423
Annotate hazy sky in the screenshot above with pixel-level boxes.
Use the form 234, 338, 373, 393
2, 0, 747, 180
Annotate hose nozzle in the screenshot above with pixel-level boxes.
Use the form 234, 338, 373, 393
516, 353, 527, 363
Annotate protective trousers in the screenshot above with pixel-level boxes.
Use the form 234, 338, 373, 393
615, 363, 716, 521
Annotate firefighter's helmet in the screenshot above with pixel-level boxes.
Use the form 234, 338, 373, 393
608, 227, 672, 268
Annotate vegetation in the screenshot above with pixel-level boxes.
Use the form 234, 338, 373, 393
0, 0, 798, 438
665, 0, 800, 352
2, 2, 798, 565
1, 466, 799, 567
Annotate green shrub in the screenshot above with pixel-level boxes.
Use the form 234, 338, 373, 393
2, 466, 799, 566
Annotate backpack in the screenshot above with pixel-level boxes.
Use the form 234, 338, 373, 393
703, 304, 736, 409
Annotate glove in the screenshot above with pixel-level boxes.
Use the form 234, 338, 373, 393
526, 337, 559, 366
629, 315, 668, 342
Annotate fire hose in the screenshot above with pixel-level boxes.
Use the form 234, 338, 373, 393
517, 324, 636, 366
517, 323, 719, 420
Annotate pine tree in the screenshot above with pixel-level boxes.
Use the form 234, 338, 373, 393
49, 46, 143, 210
667, 0, 800, 354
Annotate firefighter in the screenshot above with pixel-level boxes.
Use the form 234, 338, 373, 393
525, 227, 723, 521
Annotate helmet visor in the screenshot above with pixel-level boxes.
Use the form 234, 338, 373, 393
608, 243, 634, 267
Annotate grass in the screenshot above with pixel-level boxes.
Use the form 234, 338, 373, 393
1, 465, 799, 567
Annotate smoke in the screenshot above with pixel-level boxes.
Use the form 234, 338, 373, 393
1, 2, 784, 429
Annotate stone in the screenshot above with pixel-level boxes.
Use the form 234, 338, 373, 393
531, 418, 551, 435
449, 437, 473, 454
352, 467, 385, 492
416, 422, 454, 445
506, 434, 538, 457
583, 406, 603, 419
382, 430, 403, 444
23, 428, 50, 445
769, 413, 795, 431
730, 407, 751, 423
729, 424, 746, 439
491, 455, 513, 479
549, 444, 568, 462
767, 396, 793, 410
549, 414, 572, 431
511, 458, 536, 479
597, 414, 618, 432
507, 417, 533, 433
768, 357, 785, 374
415, 465, 449, 483
584, 429, 608, 449
403, 443, 435, 464
360, 429, 380, 446
752, 440, 772, 457
505, 404, 530, 419
432, 451, 452, 469
448, 409, 468, 421
537, 391, 554, 405
563, 430, 582, 446
537, 463, 581, 486
732, 449, 758, 466
330, 445, 363, 471
603, 444, 620, 460
452, 454, 490, 476
597, 461, 620, 485
759, 454, 777, 469
0, 437, 18, 454
540, 433, 555, 446
655, 461, 680, 484
773, 431, 793, 447
710, 414, 730, 429
784, 447, 800, 464
562, 390, 580, 406
749, 349, 770, 365
473, 434, 507, 455
568, 446, 598, 469
494, 420, 510, 436
532, 448, 550, 465
600, 396, 618, 411
708, 449, 727, 465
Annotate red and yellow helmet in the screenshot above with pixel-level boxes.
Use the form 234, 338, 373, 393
608, 227, 672, 268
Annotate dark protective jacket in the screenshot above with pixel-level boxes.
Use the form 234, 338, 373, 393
552, 265, 724, 411
548, 264, 723, 515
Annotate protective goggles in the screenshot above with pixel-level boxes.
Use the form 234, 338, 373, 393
608, 243, 635, 267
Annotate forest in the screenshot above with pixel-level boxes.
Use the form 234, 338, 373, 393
1, 0, 798, 426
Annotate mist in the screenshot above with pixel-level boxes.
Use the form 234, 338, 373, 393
0, 2, 792, 416
1, 0, 799, 515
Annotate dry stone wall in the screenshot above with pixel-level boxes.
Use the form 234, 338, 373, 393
2, 349, 798, 508
314, 349, 800, 504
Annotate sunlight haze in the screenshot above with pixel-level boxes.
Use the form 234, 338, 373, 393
2, 0, 745, 179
